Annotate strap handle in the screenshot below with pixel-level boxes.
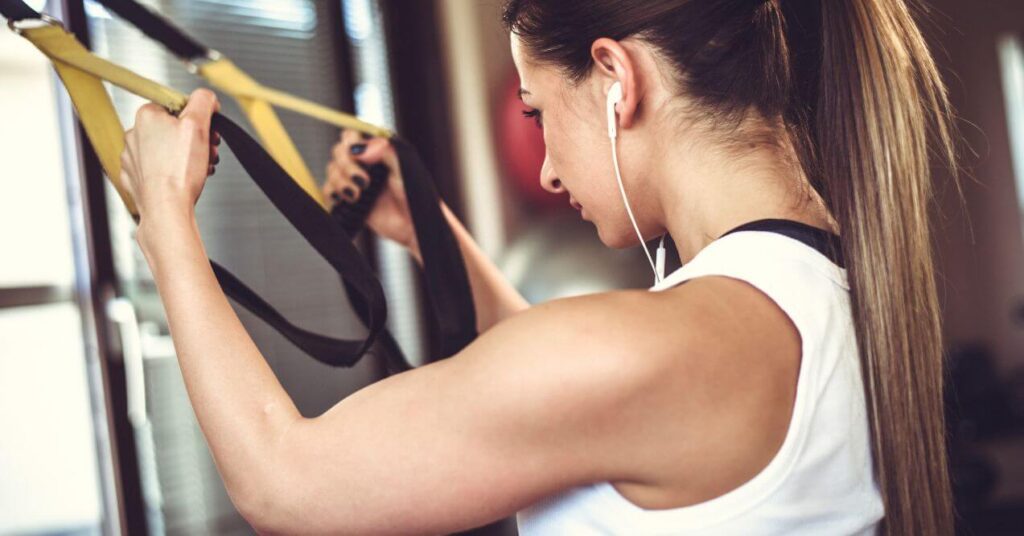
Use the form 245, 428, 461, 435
3, 14, 388, 367
91, 0, 479, 358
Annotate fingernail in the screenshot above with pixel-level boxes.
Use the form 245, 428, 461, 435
350, 143, 367, 155
353, 174, 367, 188
342, 186, 356, 199
213, 132, 221, 146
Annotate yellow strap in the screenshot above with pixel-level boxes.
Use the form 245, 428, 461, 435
23, 24, 190, 215
196, 60, 322, 207
197, 58, 393, 210
18, 23, 393, 216
198, 59, 391, 137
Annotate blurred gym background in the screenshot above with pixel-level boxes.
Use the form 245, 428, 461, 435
0, 0, 1022, 534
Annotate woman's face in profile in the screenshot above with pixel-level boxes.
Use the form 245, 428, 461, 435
510, 34, 650, 249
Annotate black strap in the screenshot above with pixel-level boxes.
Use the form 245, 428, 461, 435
3, 0, 392, 368
719, 218, 845, 268
93, 0, 209, 60
330, 147, 478, 358
211, 114, 389, 366
390, 139, 477, 357
332, 140, 477, 358
0, 0, 38, 20
92, 0, 479, 359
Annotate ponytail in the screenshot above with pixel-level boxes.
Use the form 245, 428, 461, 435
504, 0, 960, 532
787, 1, 959, 533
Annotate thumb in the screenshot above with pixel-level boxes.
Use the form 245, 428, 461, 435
179, 88, 219, 127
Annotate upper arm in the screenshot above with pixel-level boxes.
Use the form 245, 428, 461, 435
249, 277, 801, 534
251, 292, 669, 534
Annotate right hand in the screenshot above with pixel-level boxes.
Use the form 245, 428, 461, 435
323, 129, 418, 254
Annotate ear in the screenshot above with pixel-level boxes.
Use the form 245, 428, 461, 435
590, 38, 641, 130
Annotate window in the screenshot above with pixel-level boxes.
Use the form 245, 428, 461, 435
0, 19, 103, 536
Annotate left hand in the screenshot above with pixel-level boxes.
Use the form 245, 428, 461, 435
120, 89, 221, 241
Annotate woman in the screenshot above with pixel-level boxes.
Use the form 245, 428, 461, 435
120, 0, 957, 533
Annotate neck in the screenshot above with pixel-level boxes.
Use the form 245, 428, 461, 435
651, 137, 834, 265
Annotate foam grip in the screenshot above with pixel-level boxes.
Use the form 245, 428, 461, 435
331, 162, 390, 234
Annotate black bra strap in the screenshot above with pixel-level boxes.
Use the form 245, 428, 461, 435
719, 219, 845, 269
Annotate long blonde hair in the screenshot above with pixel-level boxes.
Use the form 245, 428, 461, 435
808, 1, 958, 533
504, 0, 959, 532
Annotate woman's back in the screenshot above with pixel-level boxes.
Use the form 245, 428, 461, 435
518, 227, 884, 534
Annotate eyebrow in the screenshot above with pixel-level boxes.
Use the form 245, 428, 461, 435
517, 88, 531, 101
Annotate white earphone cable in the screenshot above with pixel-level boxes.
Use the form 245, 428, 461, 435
611, 134, 662, 284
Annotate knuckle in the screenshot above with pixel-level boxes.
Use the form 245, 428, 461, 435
195, 88, 216, 101
179, 116, 198, 131
135, 104, 156, 122
180, 118, 207, 141
332, 144, 350, 162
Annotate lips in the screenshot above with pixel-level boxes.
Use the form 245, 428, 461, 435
569, 196, 582, 211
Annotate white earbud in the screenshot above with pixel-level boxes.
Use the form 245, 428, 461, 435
607, 81, 622, 139
605, 80, 667, 284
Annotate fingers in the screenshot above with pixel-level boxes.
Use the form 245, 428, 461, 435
134, 102, 168, 125
339, 128, 366, 149
209, 132, 220, 176
352, 136, 398, 170
326, 128, 386, 206
334, 129, 390, 164
179, 88, 219, 137
323, 161, 366, 208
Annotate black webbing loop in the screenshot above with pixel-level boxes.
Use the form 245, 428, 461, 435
91, 0, 479, 359
1, 0, 396, 368
210, 113, 390, 366
94, 0, 209, 60
331, 141, 478, 357
0, 0, 38, 21
390, 138, 477, 357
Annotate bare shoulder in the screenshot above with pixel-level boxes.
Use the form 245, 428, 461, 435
274, 276, 803, 533
472, 275, 802, 491
584, 275, 803, 508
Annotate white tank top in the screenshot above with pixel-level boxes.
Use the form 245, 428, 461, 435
517, 226, 885, 535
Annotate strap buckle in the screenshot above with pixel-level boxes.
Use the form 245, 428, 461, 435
184, 49, 222, 75
7, 13, 63, 35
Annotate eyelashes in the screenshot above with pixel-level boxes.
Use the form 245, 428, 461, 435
521, 108, 543, 128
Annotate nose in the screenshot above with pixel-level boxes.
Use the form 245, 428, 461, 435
540, 154, 565, 194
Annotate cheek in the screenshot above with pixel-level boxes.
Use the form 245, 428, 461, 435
544, 117, 607, 191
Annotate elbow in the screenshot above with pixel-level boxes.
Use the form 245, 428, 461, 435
226, 448, 302, 534
230, 415, 311, 532
228, 447, 325, 533
231, 478, 286, 534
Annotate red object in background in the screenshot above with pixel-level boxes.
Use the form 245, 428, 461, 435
495, 72, 565, 209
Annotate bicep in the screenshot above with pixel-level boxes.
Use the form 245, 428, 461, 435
267, 295, 661, 534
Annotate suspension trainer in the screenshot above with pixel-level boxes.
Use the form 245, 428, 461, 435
1, 0, 477, 371
90, 0, 479, 362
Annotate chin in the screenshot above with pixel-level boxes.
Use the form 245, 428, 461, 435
594, 223, 640, 250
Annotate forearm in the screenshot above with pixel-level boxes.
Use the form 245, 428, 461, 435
409, 203, 529, 333
139, 216, 301, 506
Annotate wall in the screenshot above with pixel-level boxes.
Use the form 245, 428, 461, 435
930, 0, 1024, 372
